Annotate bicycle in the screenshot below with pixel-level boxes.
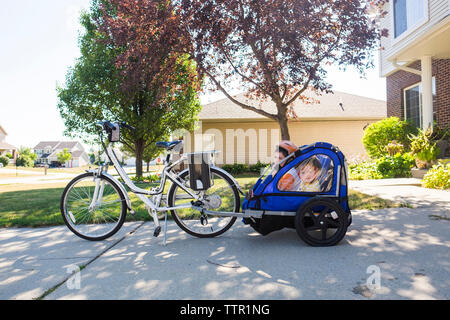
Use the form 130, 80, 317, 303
60, 121, 244, 243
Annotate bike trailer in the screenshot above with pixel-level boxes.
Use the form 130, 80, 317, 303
242, 142, 352, 246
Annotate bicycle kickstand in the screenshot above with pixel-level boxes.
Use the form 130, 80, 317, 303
163, 210, 168, 246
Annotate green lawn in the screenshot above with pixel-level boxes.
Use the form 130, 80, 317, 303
0, 174, 408, 228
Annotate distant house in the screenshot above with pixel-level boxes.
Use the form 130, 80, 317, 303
34, 141, 90, 167
0, 125, 17, 163
378, 0, 450, 129
184, 89, 387, 165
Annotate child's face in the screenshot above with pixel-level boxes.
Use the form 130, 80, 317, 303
272, 151, 286, 166
298, 164, 320, 184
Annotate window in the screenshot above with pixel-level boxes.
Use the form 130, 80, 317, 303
393, 0, 427, 38
403, 77, 436, 128
277, 154, 334, 193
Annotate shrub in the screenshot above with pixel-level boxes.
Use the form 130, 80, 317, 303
5, 153, 13, 159
430, 123, 449, 141
349, 154, 415, 180
0, 156, 9, 167
362, 117, 416, 158
409, 128, 440, 169
222, 162, 269, 175
348, 160, 382, 180
16, 156, 35, 167
421, 162, 450, 190
15, 147, 37, 167
131, 173, 159, 183
375, 154, 415, 178
248, 161, 269, 174
385, 140, 404, 156
221, 163, 248, 175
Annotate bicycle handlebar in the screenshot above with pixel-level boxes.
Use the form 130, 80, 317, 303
97, 120, 135, 132
119, 122, 135, 131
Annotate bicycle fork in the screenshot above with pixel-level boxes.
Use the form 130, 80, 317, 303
89, 178, 106, 212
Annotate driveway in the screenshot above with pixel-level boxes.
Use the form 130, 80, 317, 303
1, 204, 449, 299
350, 178, 450, 211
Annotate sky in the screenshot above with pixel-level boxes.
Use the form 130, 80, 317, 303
0, 0, 386, 151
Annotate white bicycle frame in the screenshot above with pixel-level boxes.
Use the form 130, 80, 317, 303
88, 143, 244, 244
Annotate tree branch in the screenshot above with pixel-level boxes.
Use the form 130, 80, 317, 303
284, 77, 311, 107
205, 69, 278, 121
220, 46, 273, 98
120, 138, 135, 151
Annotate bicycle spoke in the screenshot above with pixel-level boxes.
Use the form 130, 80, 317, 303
171, 170, 237, 237
63, 174, 124, 239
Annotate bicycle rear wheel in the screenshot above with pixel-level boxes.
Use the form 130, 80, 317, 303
60, 172, 127, 241
168, 168, 239, 238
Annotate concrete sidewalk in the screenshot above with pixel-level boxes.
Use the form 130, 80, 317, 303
0, 222, 144, 299
350, 178, 450, 212
1, 206, 448, 300
44, 207, 450, 300
1, 178, 449, 300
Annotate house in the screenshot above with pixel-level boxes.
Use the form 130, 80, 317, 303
378, 0, 450, 129
183, 90, 387, 165
0, 125, 17, 163
33, 141, 90, 167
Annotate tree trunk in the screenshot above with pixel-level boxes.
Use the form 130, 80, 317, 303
277, 105, 290, 140
135, 139, 144, 178
146, 161, 150, 172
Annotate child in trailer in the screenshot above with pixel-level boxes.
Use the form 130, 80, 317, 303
277, 156, 322, 192
248, 140, 298, 198
244, 140, 299, 235
296, 156, 322, 192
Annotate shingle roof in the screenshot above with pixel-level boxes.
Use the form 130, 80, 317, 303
0, 142, 17, 150
199, 89, 386, 121
0, 125, 7, 136
70, 150, 86, 158
34, 141, 61, 150
57, 142, 80, 149
34, 141, 81, 150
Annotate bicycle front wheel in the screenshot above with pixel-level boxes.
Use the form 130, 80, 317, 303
60, 172, 127, 241
168, 168, 239, 238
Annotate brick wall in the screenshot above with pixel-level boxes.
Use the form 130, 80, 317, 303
386, 59, 450, 128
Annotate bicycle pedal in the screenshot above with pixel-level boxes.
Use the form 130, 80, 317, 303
153, 226, 161, 237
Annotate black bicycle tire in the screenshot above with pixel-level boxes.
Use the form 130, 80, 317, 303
167, 168, 239, 238
60, 172, 127, 241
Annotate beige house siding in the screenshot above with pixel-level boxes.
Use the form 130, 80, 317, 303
184, 119, 377, 165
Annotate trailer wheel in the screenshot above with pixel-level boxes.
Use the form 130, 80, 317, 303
295, 198, 348, 246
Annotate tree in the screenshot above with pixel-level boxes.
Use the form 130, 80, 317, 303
143, 141, 165, 173
16, 147, 37, 167
57, 0, 202, 177
57, 148, 73, 166
178, 0, 388, 140
0, 156, 8, 167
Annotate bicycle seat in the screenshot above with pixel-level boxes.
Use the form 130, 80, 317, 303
155, 140, 183, 151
